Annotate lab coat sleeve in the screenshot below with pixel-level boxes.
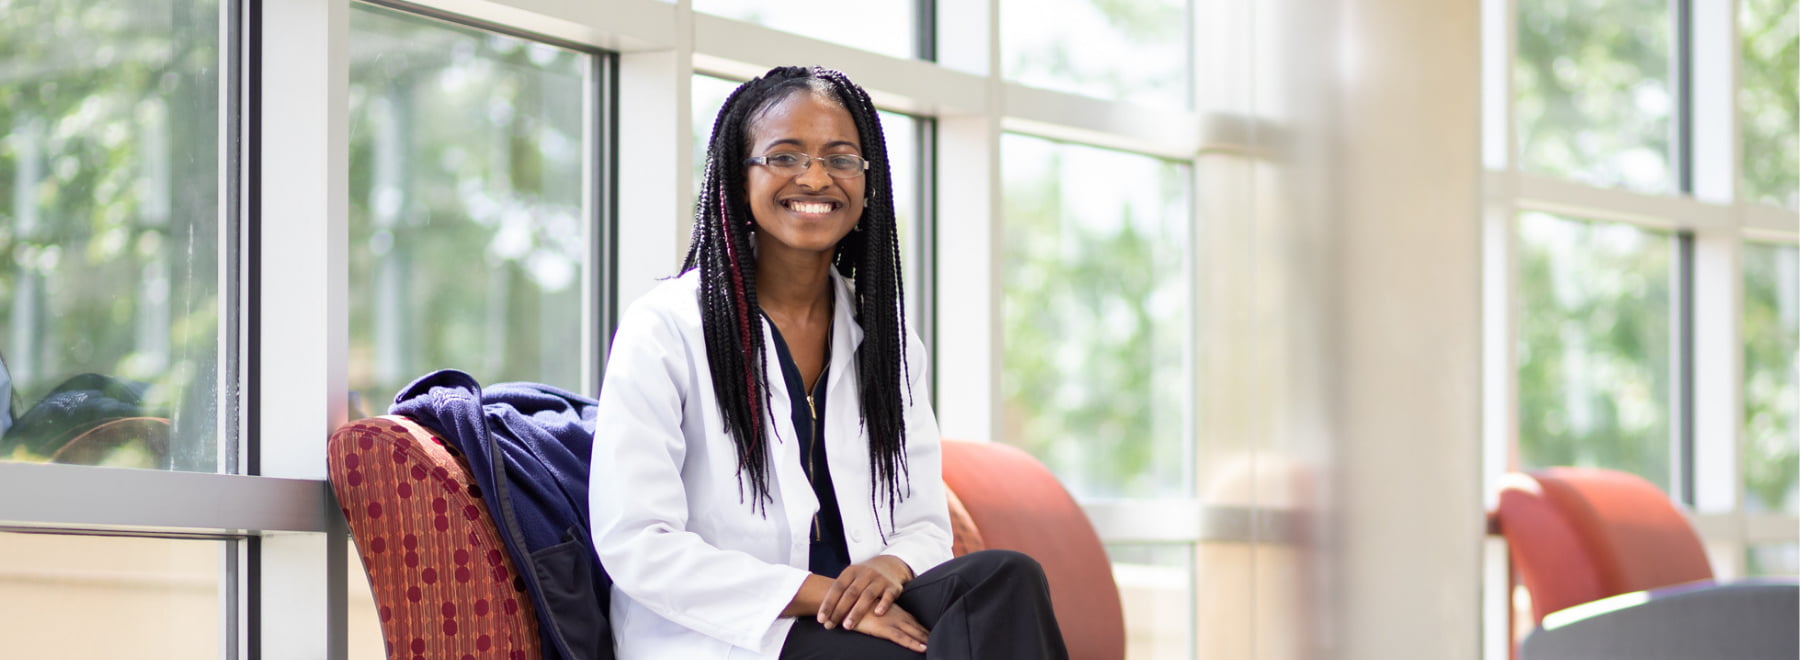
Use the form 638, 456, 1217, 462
876, 328, 955, 577
589, 297, 810, 655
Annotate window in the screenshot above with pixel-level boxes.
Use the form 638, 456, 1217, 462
1740, 0, 1799, 209
0, 532, 224, 657
692, 0, 919, 59
1001, 0, 1189, 107
1488, 1, 1800, 647
1743, 242, 1798, 514
1516, 212, 1673, 490
1000, 133, 1191, 499
0, 0, 228, 472
1515, 0, 1673, 192
347, 5, 596, 410
1109, 543, 1194, 658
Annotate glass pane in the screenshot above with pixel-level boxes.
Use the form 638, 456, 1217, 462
1002, 0, 1188, 108
1741, 0, 1800, 208
1516, 0, 1673, 192
1001, 134, 1191, 498
693, 0, 915, 59
1516, 212, 1673, 490
1107, 543, 1193, 659
349, 537, 384, 659
348, 6, 591, 412
1744, 242, 1799, 513
1747, 543, 1800, 577
0, 0, 225, 471
0, 532, 222, 656
689, 77, 929, 338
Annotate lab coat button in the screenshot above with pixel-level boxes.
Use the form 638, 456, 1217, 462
850, 528, 864, 543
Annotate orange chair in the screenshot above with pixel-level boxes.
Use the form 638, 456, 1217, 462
1495, 467, 1712, 624
331, 421, 1124, 659
1495, 467, 1798, 659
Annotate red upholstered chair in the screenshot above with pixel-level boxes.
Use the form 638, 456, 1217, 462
328, 416, 542, 660
1495, 467, 1712, 624
940, 439, 1126, 660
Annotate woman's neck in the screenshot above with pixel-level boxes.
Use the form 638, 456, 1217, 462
754, 242, 834, 321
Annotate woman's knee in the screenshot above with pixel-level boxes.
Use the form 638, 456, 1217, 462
965, 549, 1047, 584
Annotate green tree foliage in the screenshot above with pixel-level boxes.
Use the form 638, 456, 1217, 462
1517, 0, 1672, 192
346, 5, 587, 411
1000, 135, 1189, 498
1743, 243, 1798, 512
1516, 213, 1673, 491
1516, 1, 1800, 510
1001, 0, 1187, 107
1742, 0, 1800, 208
0, 0, 221, 469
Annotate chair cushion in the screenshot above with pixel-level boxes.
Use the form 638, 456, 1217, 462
329, 416, 543, 660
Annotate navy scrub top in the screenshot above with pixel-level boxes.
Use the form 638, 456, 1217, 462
765, 318, 853, 579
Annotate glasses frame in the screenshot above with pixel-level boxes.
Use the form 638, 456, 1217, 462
744, 151, 873, 179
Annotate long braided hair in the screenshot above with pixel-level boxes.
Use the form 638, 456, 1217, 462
680, 66, 913, 532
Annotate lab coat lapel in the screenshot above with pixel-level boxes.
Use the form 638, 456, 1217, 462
758, 314, 818, 558
823, 270, 872, 551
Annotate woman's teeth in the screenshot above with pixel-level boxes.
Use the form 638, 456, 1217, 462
786, 201, 834, 214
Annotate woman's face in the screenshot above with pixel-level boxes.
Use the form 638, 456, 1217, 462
743, 90, 866, 258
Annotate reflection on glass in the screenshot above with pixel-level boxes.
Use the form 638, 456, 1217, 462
1741, 0, 1799, 208
693, 0, 915, 59
689, 76, 928, 335
348, 6, 590, 410
1001, 134, 1191, 498
0, 533, 221, 656
1747, 543, 1800, 577
1516, 0, 1672, 192
0, 0, 224, 471
1002, 0, 1188, 107
1106, 543, 1194, 659
1517, 213, 1673, 490
1744, 242, 1798, 513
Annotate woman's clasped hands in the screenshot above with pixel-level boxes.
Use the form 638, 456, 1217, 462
818, 555, 928, 652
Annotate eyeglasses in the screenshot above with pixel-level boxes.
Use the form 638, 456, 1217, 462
744, 152, 871, 179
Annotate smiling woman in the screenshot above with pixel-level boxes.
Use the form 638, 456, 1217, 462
589, 66, 1069, 660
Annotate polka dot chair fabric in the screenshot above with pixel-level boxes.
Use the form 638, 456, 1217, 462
328, 415, 543, 660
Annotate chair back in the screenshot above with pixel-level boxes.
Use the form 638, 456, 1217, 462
328, 416, 543, 659
940, 439, 1125, 660
1497, 467, 1713, 623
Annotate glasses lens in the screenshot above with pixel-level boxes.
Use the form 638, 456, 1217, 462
825, 155, 864, 177
766, 153, 806, 171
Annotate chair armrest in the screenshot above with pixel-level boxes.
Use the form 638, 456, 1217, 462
1521, 580, 1799, 660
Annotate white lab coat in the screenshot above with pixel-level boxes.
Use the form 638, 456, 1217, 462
590, 268, 952, 659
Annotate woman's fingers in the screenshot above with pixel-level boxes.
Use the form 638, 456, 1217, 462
850, 604, 929, 653
818, 576, 863, 628
873, 583, 900, 616
842, 581, 894, 631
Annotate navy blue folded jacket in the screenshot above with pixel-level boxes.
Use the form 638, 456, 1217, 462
391, 369, 614, 660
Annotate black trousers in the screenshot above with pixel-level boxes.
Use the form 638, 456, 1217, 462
780, 549, 1070, 660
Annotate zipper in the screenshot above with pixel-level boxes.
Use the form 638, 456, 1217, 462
806, 386, 821, 541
